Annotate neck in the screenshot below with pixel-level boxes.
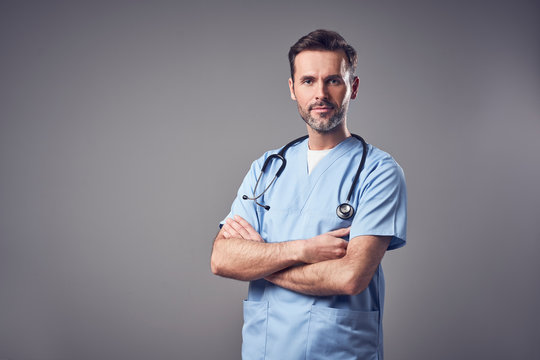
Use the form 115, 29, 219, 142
307, 122, 351, 150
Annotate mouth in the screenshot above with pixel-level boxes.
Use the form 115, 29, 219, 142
310, 104, 334, 113
311, 108, 332, 113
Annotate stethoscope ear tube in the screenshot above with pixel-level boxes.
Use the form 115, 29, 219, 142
242, 135, 308, 210
345, 134, 368, 203
262, 154, 286, 176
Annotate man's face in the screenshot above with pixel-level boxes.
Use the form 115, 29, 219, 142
288, 50, 359, 133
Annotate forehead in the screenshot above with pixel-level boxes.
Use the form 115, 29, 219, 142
294, 50, 348, 76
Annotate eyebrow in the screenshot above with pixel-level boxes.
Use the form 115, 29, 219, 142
298, 74, 343, 82
299, 75, 315, 82
326, 74, 344, 80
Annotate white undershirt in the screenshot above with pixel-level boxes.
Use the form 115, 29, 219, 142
307, 148, 331, 174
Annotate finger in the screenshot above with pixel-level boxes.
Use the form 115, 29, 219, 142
221, 222, 230, 233
224, 219, 241, 237
228, 218, 251, 239
222, 229, 231, 239
222, 220, 232, 232
233, 215, 255, 231
327, 227, 351, 237
234, 215, 263, 241
226, 218, 262, 241
233, 215, 261, 240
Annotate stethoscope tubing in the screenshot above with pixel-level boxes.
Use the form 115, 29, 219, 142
243, 134, 367, 219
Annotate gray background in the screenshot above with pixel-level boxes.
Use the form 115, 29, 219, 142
1, 0, 539, 359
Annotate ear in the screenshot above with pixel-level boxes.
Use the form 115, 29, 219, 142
288, 78, 297, 101
350, 76, 359, 100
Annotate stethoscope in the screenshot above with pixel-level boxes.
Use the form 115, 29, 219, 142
242, 134, 368, 220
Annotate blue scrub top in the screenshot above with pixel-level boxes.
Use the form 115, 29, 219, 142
221, 136, 407, 360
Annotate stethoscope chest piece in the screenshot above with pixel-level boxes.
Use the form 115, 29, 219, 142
336, 203, 355, 220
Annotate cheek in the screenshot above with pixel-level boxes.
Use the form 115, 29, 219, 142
331, 88, 349, 104
295, 93, 312, 107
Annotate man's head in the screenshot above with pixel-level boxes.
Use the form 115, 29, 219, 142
288, 29, 358, 83
288, 30, 359, 134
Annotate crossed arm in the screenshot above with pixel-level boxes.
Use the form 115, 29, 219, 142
210, 215, 391, 296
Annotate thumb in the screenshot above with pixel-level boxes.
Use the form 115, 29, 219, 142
327, 227, 350, 237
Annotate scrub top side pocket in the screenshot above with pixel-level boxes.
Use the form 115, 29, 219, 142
242, 300, 268, 360
306, 305, 380, 360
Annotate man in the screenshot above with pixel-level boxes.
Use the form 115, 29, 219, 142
211, 29, 407, 360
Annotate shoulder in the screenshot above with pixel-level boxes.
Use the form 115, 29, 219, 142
361, 144, 406, 191
366, 144, 404, 175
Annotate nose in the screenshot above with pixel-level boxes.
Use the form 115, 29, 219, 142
315, 82, 328, 100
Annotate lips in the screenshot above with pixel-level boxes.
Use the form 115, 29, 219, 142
311, 107, 334, 115
309, 103, 334, 111
312, 109, 332, 114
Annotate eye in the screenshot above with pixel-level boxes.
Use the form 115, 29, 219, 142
328, 78, 342, 85
302, 79, 313, 85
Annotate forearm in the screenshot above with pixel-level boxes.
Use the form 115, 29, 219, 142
266, 259, 357, 296
211, 237, 303, 281
211, 216, 349, 282
265, 235, 391, 296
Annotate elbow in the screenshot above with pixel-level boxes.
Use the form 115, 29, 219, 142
343, 282, 367, 296
210, 252, 245, 280
210, 239, 229, 277
210, 257, 252, 281
210, 258, 220, 276
210, 256, 256, 281
342, 271, 369, 296
210, 253, 224, 276
210, 243, 224, 276
210, 241, 255, 281
211, 258, 229, 277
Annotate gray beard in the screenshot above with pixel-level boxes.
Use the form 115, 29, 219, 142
298, 103, 348, 133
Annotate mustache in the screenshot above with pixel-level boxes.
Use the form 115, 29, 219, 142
308, 101, 335, 110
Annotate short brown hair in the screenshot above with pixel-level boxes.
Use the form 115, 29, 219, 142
288, 29, 358, 81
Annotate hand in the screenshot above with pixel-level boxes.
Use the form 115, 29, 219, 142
300, 228, 349, 263
222, 215, 264, 242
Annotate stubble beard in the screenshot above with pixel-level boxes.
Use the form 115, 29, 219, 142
298, 101, 349, 133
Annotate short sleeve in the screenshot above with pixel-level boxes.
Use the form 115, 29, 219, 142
350, 159, 407, 250
219, 159, 262, 233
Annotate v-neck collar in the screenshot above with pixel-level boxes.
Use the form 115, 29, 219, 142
301, 136, 357, 176
298, 136, 358, 211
